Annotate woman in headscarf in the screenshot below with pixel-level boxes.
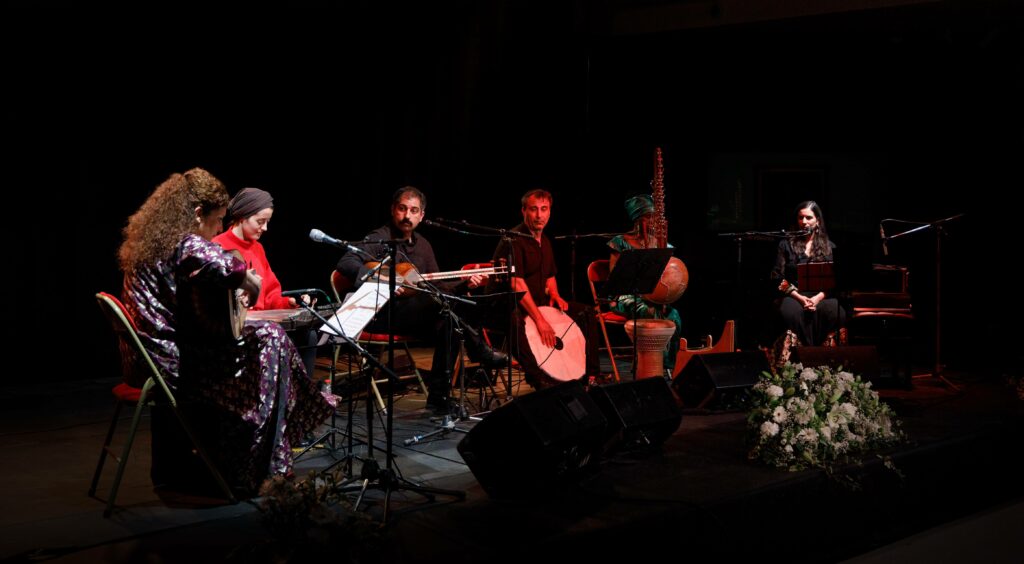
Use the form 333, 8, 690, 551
606, 194, 683, 372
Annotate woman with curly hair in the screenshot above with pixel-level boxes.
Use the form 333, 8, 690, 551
119, 168, 333, 495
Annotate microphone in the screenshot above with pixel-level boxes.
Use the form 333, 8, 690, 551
421, 218, 441, 227
281, 288, 319, 298
880, 224, 889, 256
309, 228, 356, 249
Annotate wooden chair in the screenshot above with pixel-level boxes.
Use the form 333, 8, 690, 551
672, 320, 736, 378
329, 270, 428, 413
848, 265, 914, 385
89, 292, 236, 517
587, 259, 628, 382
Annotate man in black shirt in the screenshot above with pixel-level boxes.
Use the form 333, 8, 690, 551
491, 189, 600, 389
337, 186, 507, 411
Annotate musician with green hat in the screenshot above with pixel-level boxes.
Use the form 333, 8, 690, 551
606, 193, 683, 372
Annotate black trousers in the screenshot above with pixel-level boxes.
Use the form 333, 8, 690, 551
778, 294, 846, 346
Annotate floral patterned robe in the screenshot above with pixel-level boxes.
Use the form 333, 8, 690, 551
122, 233, 332, 493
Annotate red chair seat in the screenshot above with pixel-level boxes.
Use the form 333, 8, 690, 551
112, 382, 143, 403
358, 332, 415, 342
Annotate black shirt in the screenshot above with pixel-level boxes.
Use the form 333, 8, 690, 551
772, 238, 837, 297
337, 224, 457, 292
491, 223, 557, 306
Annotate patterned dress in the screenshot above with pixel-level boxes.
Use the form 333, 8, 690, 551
607, 235, 683, 370
122, 233, 332, 493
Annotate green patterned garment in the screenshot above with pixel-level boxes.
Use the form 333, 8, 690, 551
607, 235, 682, 371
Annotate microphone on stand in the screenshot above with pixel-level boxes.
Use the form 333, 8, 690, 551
309, 228, 372, 258
309, 228, 358, 249
281, 288, 320, 297
880, 224, 889, 256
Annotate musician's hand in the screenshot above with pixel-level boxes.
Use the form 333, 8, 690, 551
551, 295, 569, 312
800, 295, 817, 311
467, 274, 487, 289
241, 271, 262, 303
537, 318, 558, 349
804, 292, 824, 311
285, 294, 314, 308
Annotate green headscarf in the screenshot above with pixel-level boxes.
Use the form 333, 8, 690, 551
624, 194, 655, 223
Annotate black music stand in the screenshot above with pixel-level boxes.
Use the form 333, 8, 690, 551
885, 213, 964, 392
599, 248, 673, 380
426, 218, 533, 400
336, 240, 465, 523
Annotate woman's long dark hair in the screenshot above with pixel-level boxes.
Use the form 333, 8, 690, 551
791, 200, 832, 261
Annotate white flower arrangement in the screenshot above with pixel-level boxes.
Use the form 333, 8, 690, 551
747, 361, 904, 471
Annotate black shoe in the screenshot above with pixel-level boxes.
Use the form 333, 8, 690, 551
469, 344, 508, 368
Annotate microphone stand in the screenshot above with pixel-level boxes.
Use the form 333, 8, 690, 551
290, 295, 391, 467
553, 231, 623, 303
885, 213, 964, 392
717, 229, 806, 347
403, 285, 494, 445
429, 218, 533, 400
338, 240, 465, 523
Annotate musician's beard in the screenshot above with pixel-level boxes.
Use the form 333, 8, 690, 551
397, 220, 415, 236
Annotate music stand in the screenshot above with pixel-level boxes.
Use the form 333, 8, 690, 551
599, 248, 673, 379
885, 213, 965, 391
334, 240, 465, 523
796, 262, 836, 294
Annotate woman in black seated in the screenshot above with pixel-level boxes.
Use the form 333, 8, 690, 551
770, 200, 846, 349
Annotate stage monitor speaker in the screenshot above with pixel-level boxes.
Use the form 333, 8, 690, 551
672, 351, 770, 409
589, 377, 682, 454
791, 345, 879, 381
457, 380, 607, 499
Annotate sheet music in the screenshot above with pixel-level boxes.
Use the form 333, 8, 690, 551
318, 282, 390, 339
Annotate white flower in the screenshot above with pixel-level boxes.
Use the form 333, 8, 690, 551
748, 361, 903, 471
772, 406, 788, 424
841, 403, 857, 418
795, 428, 819, 444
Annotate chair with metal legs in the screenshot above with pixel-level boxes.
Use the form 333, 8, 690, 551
89, 292, 236, 517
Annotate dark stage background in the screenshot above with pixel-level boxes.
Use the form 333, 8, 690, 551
7, 1, 1021, 384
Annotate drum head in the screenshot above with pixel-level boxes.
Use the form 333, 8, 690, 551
523, 306, 587, 381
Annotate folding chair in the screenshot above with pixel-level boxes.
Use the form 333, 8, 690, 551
587, 259, 628, 382
330, 270, 428, 413
89, 292, 236, 517
446, 262, 507, 410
